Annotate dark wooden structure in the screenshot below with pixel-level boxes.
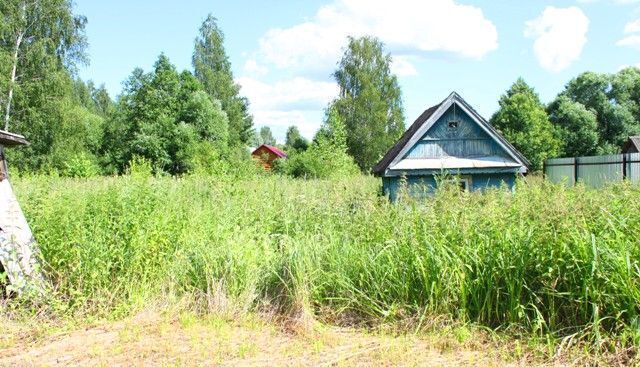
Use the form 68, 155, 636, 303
622, 136, 640, 153
0, 130, 29, 181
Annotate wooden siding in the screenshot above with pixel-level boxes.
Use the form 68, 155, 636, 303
383, 173, 516, 201
405, 106, 510, 160
252, 146, 281, 171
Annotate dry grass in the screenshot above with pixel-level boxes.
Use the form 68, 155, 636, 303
0, 310, 625, 367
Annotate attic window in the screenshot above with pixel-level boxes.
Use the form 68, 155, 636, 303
448, 120, 459, 129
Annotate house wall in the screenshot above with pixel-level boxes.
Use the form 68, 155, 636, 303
405, 106, 511, 161
252, 147, 279, 170
382, 173, 517, 201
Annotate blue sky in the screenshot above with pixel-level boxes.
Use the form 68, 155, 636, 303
76, 0, 640, 142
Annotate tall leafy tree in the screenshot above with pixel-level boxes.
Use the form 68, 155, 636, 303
547, 95, 599, 157
0, 0, 98, 173
490, 78, 561, 171
1, 0, 87, 131
611, 67, 640, 123
257, 126, 276, 146
279, 104, 358, 178
103, 55, 229, 174
193, 15, 253, 146
332, 36, 405, 172
284, 125, 309, 152
560, 71, 639, 153
72, 78, 113, 118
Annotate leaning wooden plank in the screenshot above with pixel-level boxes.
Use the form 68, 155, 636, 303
0, 178, 45, 295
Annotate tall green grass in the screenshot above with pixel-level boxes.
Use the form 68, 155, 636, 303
11, 173, 640, 344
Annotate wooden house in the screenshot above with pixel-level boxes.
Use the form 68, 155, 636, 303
0, 130, 44, 295
373, 92, 530, 201
251, 144, 287, 171
622, 136, 640, 153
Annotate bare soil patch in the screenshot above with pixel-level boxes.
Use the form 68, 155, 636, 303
0, 312, 581, 366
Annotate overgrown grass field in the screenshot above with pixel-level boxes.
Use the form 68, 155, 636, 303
10, 172, 640, 352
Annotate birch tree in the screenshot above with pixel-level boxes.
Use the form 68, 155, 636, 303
0, 0, 87, 131
331, 36, 405, 172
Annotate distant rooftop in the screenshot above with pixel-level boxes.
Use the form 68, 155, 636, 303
252, 144, 287, 158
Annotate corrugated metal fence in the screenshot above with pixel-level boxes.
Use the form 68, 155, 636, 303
544, 153, 640, 187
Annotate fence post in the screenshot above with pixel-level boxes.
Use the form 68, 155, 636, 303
574, 157, 578, 186
623, 153, 627, 181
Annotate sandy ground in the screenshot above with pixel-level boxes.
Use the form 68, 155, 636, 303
0, 311, 586, 366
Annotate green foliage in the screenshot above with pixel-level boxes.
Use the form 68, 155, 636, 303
256, 126, 276, 146
284, 125, 309, 153
102, 55, 230, 175
547, 95, 600, 157
12, 175, 640, 347
558, 70, 640, 153
181, 90, 229, 150
72, 78, 114, 118
0, 0, 98, 173
332, 36, 405, 172
193, 15, 254, 146
278, 105, 359, 178
490, 78, 561, 170
63, 152, 100, 178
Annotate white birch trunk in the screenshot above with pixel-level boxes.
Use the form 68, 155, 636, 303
3, 2, 27, 131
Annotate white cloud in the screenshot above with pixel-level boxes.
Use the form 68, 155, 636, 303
237, 77, 338, 111
578, 0, 640, 4
237, 77, 339, 141
524, 6, 589, 72
618, 63, 640, 70
390, 56, 419, 77
624, 19, 640, 33
617, 34, 640, 48
243, 59, 268, 76
241, 0, 498, 140
250, 0, 498, 77
619, 19, 640, 49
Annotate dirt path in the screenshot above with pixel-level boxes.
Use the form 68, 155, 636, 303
0, 312, 563, 366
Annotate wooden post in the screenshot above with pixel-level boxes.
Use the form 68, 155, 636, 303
622, 153, 627, 181
0, 145, 6, 181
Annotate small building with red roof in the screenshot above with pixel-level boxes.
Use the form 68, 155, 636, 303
251, 144, 287, 171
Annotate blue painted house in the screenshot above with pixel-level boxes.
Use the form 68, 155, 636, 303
373, 92, 530, 200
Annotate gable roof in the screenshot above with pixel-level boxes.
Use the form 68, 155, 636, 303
372, 92, 530, 176
622, 136, 640, 153
252, 144, 287, 158
372, 102, 442, 176
0, 130, 28, 147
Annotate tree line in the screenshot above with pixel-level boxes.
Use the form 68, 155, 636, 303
2, 2, 255, 176
2, 1, 640, 178
491, 69, 640, 171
